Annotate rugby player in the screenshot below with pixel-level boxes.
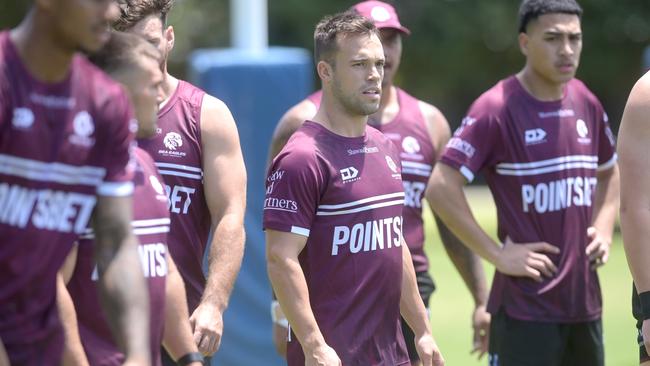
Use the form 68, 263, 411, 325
619, 70, 650, 366
268, 2, 489, 362
264, 11, 444, 366
114, 0, 248, 361
57, 31, 204, 366
0, 1, 151, 364
427, 0, 619, 365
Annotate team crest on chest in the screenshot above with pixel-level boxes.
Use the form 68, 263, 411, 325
12, 108, 34, 129
400, 136, 424, 161
576, 119, 591, 145
69, 111, 96, 147
158, 131, 187, 157
385, 155, 402, 180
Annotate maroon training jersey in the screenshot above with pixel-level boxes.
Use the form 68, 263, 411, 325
307, 89, 436, 273
67, 148, 169, 366
264, 121, 410, 366
440, 76, 617, 322
138, 80, 208, 312
0, 32, 135, 364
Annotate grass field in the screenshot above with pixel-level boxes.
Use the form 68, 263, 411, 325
423, 187, 637, 366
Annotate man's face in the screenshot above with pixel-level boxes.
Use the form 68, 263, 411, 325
128, 14, 171, 72
48, 0, 118, 52
521, 13, 582, 85
121, 54, 163, 138
379, 28, 402, 88
330, 33, 385, 116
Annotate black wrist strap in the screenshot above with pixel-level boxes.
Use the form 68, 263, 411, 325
640, 291, 650, 320
177, 352, 204, 366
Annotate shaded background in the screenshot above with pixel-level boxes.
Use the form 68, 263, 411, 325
3, 0, 649, 130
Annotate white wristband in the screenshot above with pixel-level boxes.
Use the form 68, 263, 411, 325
271, 300, 289, 328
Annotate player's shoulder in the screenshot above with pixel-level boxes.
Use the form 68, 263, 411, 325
278, 98, 318, 134
566, 78, 602, 106
628, 71, 650, 102
469, 77, 513, 117
76, 55, 131, 120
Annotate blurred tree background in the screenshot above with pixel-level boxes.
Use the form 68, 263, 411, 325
2, 0, 650, 131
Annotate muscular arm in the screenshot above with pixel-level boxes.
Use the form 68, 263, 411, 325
162, 254, 202, 365
585, 164, 619, 268
266, 230, 340, 364
619, 74, 650, 292
267, 99, 316, 357
93, 195, 150, 365
57, 246, 89, 366
192, 95, 246, 355
420, 101, 489, 307
399, 242, 444, 366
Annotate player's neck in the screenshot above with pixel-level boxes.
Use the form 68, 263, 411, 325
159, 72, 179, 109
517, 68, 566, 102
368, 85, 398, 127
10, 15, 75, 83
313, 94, 368, 138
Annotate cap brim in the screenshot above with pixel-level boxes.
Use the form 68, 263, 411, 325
377, 25, 411, 36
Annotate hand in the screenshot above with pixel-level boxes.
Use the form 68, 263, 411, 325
272, 322, 288, 357
470, 305, 490, 360
495, 237, 560, 281
303, 344, 341, 366
415, 333, 444, 366
189, 302, 224, 356
585, 227, 611, 270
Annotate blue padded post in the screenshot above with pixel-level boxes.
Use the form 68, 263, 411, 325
189, 47, 313, 366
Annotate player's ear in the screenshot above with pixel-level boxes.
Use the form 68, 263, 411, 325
518, 32, 529, 56
164, 25, 175, 53
317, 60, 334, 83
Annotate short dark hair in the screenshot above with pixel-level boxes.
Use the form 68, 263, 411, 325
313, 10, 378, 65
518, 0, 583, 33
88, 31, 160, 75
113, 0, 174, 31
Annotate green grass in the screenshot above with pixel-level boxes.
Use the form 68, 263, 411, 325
423, 187, 637, 366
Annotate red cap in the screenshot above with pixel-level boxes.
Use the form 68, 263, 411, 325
352, 1, 411, 35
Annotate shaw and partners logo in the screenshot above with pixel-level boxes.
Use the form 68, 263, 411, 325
264, 196, 298, 213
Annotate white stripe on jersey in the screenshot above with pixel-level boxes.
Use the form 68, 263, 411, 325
132, 218, 171, 227
81, 216, 170, 239
157, 169, 202, 180
401, 161, 433, 171
597, 153, 618, 171
290, 226, 310, 237
496, 155, 597, 170
460, 166, 475, 182
0, 153, 106, 186
155, 162, 203, 173
318, 192, 405, 210
316, 199, 405, 216
401, 168, 431, 177
496, 162, 598, 176
97, 181, 134, 197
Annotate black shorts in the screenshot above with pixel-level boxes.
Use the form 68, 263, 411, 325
488, 309, 603, 366
161, 347, 209, 366
400, 270, 436, 362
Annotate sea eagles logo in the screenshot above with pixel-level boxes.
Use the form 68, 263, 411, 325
73, 111, 94, 137
576, 119, 591, 144
12, 108, 34, 129
370, 6, 391, 22
386, 155, 398, 173
69, 111, 96, 147
402, 136, 421, 154
163, 132, 183, 150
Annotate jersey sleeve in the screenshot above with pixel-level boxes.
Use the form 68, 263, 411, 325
263, 149, 324, 237
439, 108, 502, 183
96, 88, 136, 197
595, 106, 617, 171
